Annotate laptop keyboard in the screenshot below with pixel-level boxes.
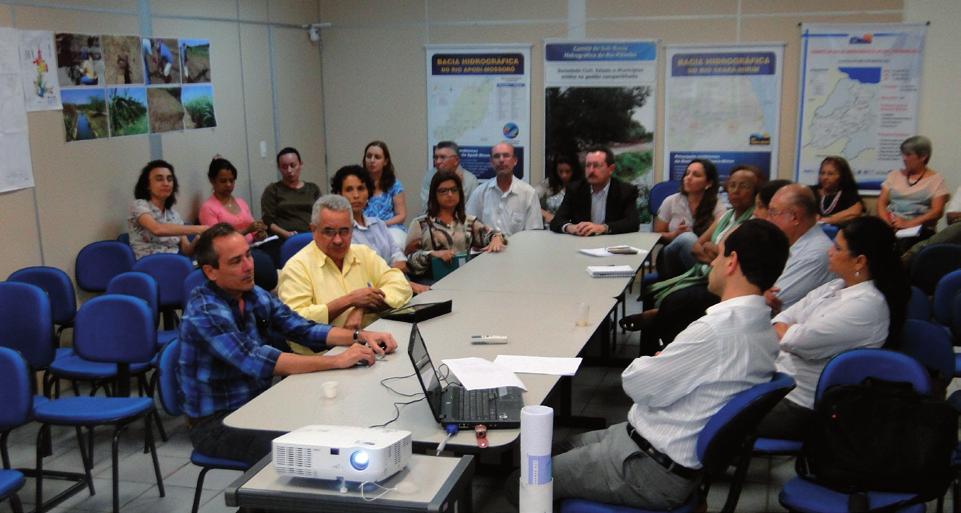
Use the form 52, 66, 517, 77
449, 386, 496, 421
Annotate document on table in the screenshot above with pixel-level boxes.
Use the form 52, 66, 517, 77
895, 226, 922, 239
578, 246, 646, 257
586, 265, 635, 278
251, 235, 280, 247
441, 357, 527, 391
493, 355, 582, 376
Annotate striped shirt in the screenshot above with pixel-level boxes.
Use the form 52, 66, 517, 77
624, 294, 778, 468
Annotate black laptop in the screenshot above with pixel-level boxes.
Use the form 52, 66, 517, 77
407, 323, 524, 429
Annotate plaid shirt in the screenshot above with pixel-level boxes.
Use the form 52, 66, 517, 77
178, 281, 332, 418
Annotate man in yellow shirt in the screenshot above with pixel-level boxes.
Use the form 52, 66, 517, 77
279, 196, 412, 350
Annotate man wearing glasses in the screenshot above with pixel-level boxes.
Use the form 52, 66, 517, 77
420, 140, 479, 206
278, 195, 411, 348
549, 146, 640, 235
764, 184, 834, 313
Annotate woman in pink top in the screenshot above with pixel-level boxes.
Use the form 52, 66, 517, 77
199, 157, 267, 243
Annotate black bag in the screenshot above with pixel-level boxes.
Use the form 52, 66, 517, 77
802, 377, 957, 503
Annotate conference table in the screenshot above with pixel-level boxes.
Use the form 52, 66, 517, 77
225, 230, 660, 450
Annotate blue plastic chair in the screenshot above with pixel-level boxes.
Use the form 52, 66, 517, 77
132, 253, 194, 329
0, 347, 31, 513
648, 180, 680, 220
933, 269, 961, 328
8, 266, 77, 343
910, 244, 961, 296
74, 240, 136, 293
778, 349, 933, 513
560, 373, 796, 513
820, 223, 840, 240
899, 319, 955, 386
156, 339, 249, 513
0, 282, 55, 372
181, 268, 207, 307
907, 286, 932, 321
279, 232, 314, 268
33, 295, 165, 513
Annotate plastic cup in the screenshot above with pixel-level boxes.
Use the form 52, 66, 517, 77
576, 303, 590, 327
322, 381, 339, 399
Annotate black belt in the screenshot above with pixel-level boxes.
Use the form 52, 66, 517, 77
626, 424, 700, 480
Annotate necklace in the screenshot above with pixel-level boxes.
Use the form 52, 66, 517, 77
820, 190, 841, 215
906, 169, 926, 187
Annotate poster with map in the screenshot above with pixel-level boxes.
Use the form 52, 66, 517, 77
426, 45, 531, 180
795, 23, 926, 191
0, 28, 35, 193
19, 30, 62, 111
664, 44, 783, 182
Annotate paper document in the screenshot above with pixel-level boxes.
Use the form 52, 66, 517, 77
586, 265, 635, 278
251, 235, 279, 248
895, 226, 922, 239
578, 246, 645, 257
441, 357, 527, 391
494, 355, 582, 376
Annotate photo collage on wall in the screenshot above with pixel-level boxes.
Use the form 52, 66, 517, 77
56, 33, 215, 142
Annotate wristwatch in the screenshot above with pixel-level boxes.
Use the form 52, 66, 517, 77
353, 329, 363, 345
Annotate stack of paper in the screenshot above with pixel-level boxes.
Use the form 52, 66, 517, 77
586, 265, 634, 278
578, 246, 645, 257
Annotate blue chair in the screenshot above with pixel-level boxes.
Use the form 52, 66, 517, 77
778, 349, 933, 513
560, 373, 796, 513
8, 266, 77, 344
648, 180, 680, 220
182, 268, 207, 307
933, 269, 961, 328
0, 348, 32, 513
279, 232, 314, 268
75, 241, 136, 293
910, 244, 961, 296
899, 319, 955, 387
33, 295, 165, 513
907, 286, 931, 321
132, 253, 194, 329
820, 223, 839, 240
156, 339, 248, 513
0, 282, 55, 373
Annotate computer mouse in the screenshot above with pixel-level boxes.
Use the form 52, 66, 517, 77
355, 359, 371, 367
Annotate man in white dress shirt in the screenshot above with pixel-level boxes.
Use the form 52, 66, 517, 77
764, 184, 835, 313
465, 142, 542, 235
543, 219, 790, 510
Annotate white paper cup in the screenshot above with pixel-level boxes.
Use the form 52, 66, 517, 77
576, 302, 590, 326
321, 381, 339, 399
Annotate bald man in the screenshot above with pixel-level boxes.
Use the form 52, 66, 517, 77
465, 142, 542, 235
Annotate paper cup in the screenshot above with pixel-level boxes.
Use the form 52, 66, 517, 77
576, 302, 590, 326
321, 381, 339, 399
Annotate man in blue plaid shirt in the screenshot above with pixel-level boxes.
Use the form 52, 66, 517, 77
179, 223, 398, 465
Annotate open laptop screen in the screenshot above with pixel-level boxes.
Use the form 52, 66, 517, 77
408, 324, 444, 413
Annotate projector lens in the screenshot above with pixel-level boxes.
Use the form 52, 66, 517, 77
349, 450, 369, 471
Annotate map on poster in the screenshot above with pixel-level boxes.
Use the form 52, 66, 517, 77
795, 23, 926, 190
426, 46, 531, 180
664, 45, 783, 181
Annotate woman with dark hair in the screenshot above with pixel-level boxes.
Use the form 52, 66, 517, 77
536, 155, 583, 223
199, 157, 267, 243
653, 159, 726, 278
128, 159, 207, 259
362, 141, 407, 247
261, 146, 321, 241
756, 216, 909, 440
811, 156, 863, 224
405, 172, 506, 278
753, 179, 792, 221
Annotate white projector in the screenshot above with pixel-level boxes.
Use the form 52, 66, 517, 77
272, 425, 412, 483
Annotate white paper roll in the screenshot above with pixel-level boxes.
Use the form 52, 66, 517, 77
521, 405, 553, 485
519, 479, 553, 513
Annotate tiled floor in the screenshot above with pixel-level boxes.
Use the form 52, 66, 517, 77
4, 296, 957, 513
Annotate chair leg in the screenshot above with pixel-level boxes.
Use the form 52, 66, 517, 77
35, 424, 49, 513
9, 492, 24, 513
192, 467, 212, 513
720, 444, 754, 513
111, 426, 124, 513
75, 426, 95, 495
144, 413, 165, 497
88, 427, 95, 466
953, 477, 960, 513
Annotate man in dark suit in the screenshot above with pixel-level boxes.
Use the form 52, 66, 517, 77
549, 147, 640, 235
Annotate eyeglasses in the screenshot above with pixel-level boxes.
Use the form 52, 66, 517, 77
436, 187, 459, 195
433, 153, 456, 161
318, 227, 351, 238
766, 208, 795, 219
726, 182, 754, 192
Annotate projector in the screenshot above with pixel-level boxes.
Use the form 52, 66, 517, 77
272, 425, 412, 483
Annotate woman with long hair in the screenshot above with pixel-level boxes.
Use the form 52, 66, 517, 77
362, 140, 408, 247
199, 157, 267, 243
536, 154, 583, 223
811, 156, 863, 225
756, 216, 909, 440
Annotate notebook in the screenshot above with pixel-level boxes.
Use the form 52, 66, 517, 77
407, 323, 524, 429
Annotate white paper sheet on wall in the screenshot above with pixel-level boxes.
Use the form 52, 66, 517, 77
19, 30, 62, 112
0, 28, 36, 194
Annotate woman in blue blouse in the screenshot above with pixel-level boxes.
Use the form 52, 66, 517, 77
362, 140, 408, 247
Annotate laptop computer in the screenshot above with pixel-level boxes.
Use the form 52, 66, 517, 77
407, 323, 524, 429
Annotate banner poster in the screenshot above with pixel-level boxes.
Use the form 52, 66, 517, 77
664, 44, 783, 183
543, 40, 657, 222
426, 45, 531, 181
19, 30, 62, 111
0, 28, 35, 193
795, 23, 926, 192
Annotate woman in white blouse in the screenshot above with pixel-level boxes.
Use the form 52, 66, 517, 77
756, 216, 909, 440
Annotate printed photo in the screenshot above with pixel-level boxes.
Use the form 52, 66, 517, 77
147, 86, 184, 133
142, 37, 181, 85
102, 35, 145, 85
61, 88, 108, 142
182, 84, 216, 129
180, 39, 211, 83
55, 33, 104, 86
108, 87, 148, 136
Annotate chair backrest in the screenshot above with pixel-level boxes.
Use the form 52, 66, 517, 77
0, 282, 54, 369
117, 232, 131, 245
0, 347, 32, 432
156, 338, 184, 417
279, 232, 314, 268
73, 294, 156, 364
899, 319, 955, 382
8, 266, 77, 327
647, 180, 680, 218
932, 269, 961, 326
695, 372, 795, 474
815, 348, 932, 401
910, 244, 961, 295
132, 253, 195, 309
181, 268, 208, 308
907, 285, 931, 321
953, 294, 961, 342
820, 223, 840, 240
106, 271, 160, 322
75, 240, 136, 293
